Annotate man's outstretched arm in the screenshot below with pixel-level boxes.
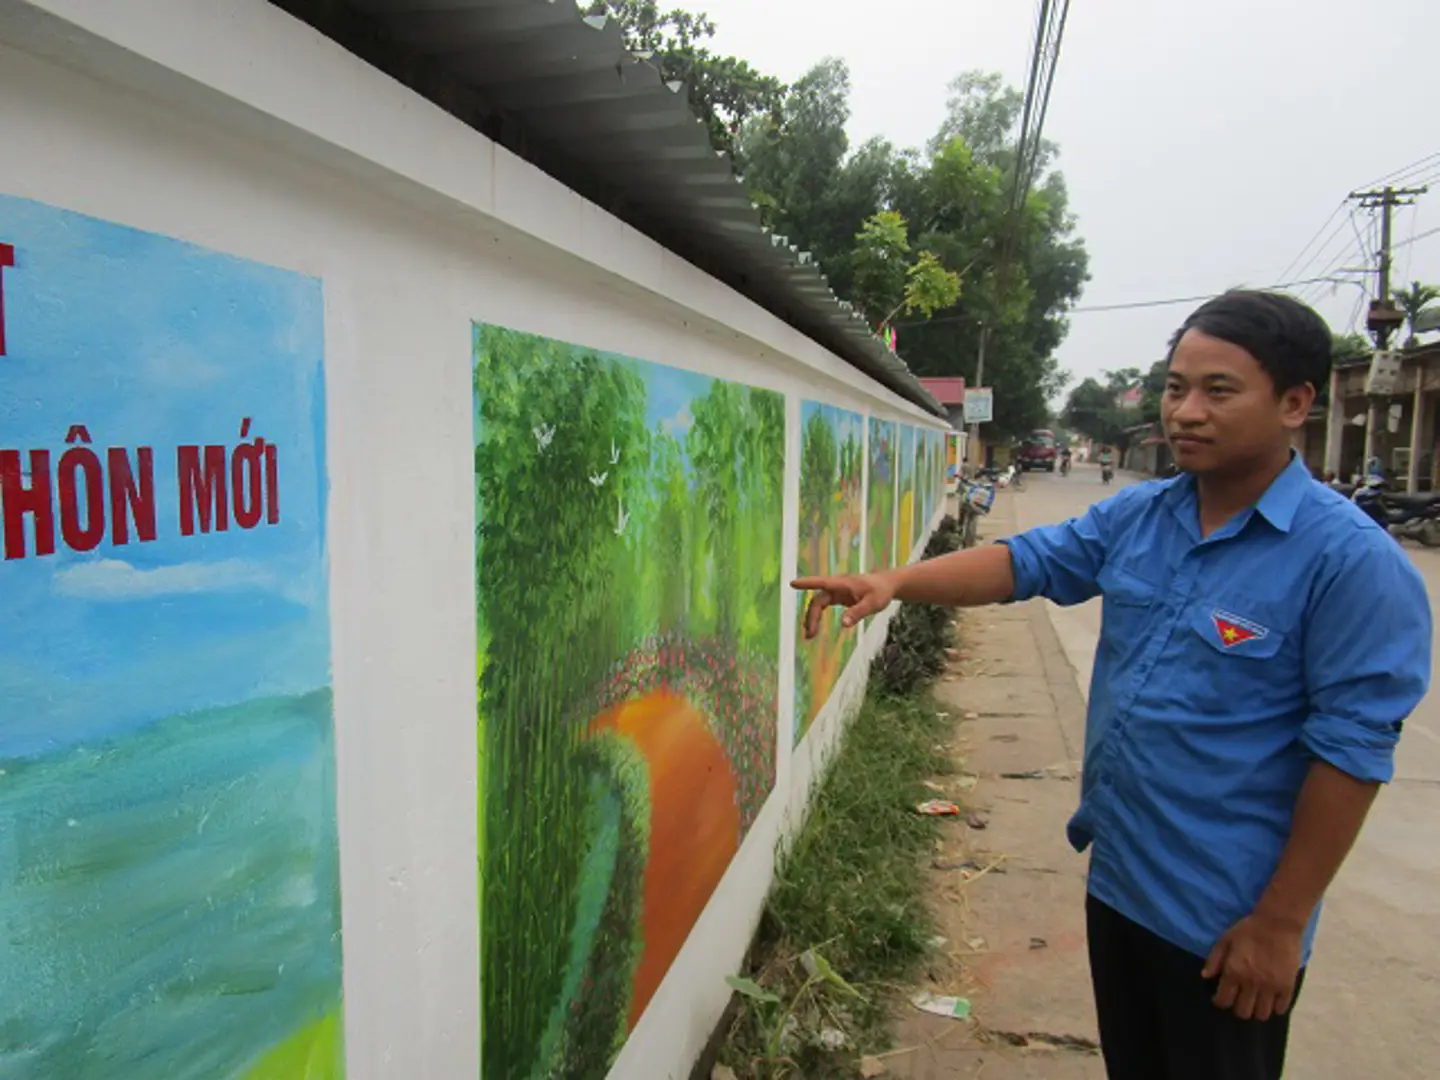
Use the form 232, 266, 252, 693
792, 543, 1016, 639
791, 489, 1130, 640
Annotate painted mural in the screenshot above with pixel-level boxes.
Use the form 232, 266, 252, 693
897, 425, 917, 560
915, 428, 939, 539
473, 324, 784, 1079
794, 402, 865, 741
0, 197, 343, 1079
946, 431, 961, 485
866, 418, 897, 574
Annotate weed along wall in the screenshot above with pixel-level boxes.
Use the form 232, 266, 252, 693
0, 4, 950, 1079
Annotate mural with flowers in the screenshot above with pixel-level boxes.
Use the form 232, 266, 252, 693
473, 324, 784, 1079
794, 402, 865, 742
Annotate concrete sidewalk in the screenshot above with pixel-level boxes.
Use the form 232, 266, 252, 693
883, 496, 1103, 1080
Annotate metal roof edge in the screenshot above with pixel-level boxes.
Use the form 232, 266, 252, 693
270, 0, 945, 417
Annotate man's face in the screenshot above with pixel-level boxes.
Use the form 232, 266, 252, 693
1162, 330, 1314, 475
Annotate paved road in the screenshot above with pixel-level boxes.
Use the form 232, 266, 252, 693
1010, 464, 1440, 1079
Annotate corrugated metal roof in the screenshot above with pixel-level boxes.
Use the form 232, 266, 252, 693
271, 0, 944, 417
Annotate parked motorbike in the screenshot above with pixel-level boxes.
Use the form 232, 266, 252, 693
1352, 480, 1440, 547
957, 478, 996, 548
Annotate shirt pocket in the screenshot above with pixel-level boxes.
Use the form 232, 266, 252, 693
1098, 563, 1158, 656
1189, 603, 1286, 661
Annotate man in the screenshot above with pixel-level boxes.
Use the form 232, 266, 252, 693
794, 291, 1431, 1079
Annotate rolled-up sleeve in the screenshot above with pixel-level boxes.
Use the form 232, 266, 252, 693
1302, 536, 1432, 783
1002, 497, 1115, 607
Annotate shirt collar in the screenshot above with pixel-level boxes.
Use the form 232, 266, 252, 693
1162, 451, 1311, 536
1252, 452, 1313, 532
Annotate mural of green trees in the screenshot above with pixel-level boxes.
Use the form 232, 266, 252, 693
794, 402, 865, 742
473, 324, 784, 1079
866, 418, 897, 573
897, 425, 917, 560
912, 427, 930, 544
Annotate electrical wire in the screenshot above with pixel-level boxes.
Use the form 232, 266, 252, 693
1068, 275, 1358, 314
1358, 150, 1440, 191
1275, 202, 1345, 284
1402, 203, 1421, 284
1288, 213, 1361, 297
1395, 224, 1440, 251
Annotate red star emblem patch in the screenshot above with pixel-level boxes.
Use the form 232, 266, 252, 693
1212, 610, 1268, 649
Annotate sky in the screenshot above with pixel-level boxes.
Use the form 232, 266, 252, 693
698, 0, 1440, 394
0, 195, 329, 757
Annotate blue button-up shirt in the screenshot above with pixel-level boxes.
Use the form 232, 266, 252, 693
1005, 455, 1431, 960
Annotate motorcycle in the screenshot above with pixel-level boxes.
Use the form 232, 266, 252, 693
1100, 463, 1114, 485
1351, 479, 1440, 547
1059, 456, 1071, 477
957, 477, 996, 548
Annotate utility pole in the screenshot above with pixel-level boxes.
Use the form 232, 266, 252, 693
968, 325, 988, 468
1348, 184, 1428, 488
1349, 185, 1428, 349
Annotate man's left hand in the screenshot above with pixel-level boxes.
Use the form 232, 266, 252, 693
1201, 912, 1303, 1022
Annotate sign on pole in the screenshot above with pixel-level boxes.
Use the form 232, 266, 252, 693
1365, 351, 1402, 396
963, 387, 994, 424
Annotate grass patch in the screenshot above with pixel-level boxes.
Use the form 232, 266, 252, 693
714, 516, 965, 1079
716, 692, 955, 1078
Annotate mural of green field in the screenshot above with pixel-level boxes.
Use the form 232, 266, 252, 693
897, 425, 917, 560
866, 418, 897, 574
473, 324, 784, 1079
794, 402, 865, 742
912, 427, 931, 544
0, 197, 342, 1080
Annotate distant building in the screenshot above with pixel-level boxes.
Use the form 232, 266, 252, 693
919, 377, 966, 429
1114, 384, 1144, 411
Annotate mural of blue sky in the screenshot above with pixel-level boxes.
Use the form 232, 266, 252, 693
0, 195, 328, 759
0, 196, 342, 1080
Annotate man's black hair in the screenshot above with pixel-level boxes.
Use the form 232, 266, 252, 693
1166, 290, 1333, 394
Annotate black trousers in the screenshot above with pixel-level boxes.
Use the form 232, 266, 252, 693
1087, 895, 1306, 1080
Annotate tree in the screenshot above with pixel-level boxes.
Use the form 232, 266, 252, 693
596, 6, 1092, 438
1392, 282, 1440, 346
1063, 368, 1149, 447
586, 1, 785, 162
849, 210, 910, 325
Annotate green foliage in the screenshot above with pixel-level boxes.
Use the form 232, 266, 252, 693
586, 1, 785, 163
871, 518, 964, 695
474, 325, 785, 1079
1392, 281, 1440, 344
1332, 332, 1372, 364
849, 210, 910, 325
716, 689, 956, 1078
904, 251, 962, 320
1063, 367, 1151, 448
740, 63, 1089, 437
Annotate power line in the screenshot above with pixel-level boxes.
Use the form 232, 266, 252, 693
1068, 275, 1360, 314
1360, 150, 1440, 191
1290, 211, 1362, 297
1275, 202, 1344, 283
1276, 153, 1440, 294
1396, 223, 1440, 251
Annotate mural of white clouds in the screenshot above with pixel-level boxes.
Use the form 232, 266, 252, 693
54, 558, 286, 601
663, 404, 693, 436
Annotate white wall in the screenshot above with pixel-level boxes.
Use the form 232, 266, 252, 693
0, 3, 949, 1078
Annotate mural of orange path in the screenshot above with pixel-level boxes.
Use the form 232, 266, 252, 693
591, 690, 741, 1029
